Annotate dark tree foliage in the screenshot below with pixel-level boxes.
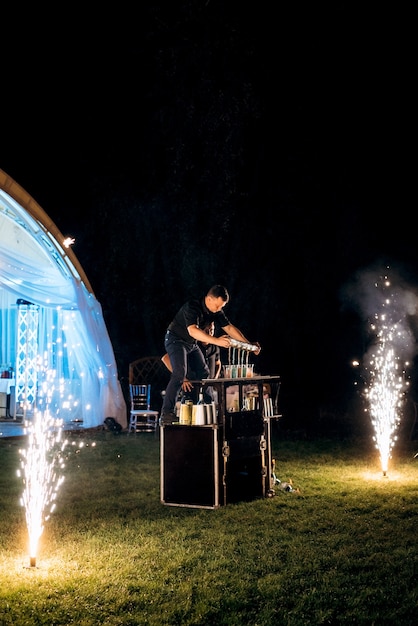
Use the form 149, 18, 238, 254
2, 1, 414, 435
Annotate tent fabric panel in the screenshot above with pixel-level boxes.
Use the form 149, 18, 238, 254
0, 169, 126, 430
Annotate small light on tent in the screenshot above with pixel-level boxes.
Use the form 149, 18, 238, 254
63, 237, 75, 248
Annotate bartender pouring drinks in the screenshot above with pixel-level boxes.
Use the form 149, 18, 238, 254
160, 285, 261, 425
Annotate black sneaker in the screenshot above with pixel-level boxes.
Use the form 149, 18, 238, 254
160, 412, 176, 426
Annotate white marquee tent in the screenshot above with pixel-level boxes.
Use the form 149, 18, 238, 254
0, 169, 127, 429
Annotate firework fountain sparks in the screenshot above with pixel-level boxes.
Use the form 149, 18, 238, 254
348, 268, 417, 476
364, 311, 409, 476
17, 371, 68, 568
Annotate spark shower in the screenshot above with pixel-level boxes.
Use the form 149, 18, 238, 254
17, 371, 68, 568
350, 267, 417, 475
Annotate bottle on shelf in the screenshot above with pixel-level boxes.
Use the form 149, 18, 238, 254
194, 391, 205, 425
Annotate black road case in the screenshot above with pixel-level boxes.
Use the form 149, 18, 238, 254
160, 423, 272, 509
161, 424, 222, 509
160, 374, 280, 509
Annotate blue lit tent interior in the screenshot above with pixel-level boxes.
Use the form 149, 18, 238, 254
0, 169, 126, 430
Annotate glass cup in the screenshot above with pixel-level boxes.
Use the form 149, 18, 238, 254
223, 365, 231, 379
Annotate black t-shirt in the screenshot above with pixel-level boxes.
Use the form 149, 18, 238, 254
167, 298, 230, 344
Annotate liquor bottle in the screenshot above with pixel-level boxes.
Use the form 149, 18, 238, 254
195, 391, 205, 425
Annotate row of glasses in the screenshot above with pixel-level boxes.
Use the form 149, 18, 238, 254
222, 363, 254, 379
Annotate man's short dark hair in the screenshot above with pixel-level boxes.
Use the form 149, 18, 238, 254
208, 285, 229, 302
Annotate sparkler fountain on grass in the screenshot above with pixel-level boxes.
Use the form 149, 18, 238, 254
361, 275, 411, 476
17, 369, 68, 568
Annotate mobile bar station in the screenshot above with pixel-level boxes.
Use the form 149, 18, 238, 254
160, 340, 281, 509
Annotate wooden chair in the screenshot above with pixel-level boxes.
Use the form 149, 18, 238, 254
128, 384, 159, 433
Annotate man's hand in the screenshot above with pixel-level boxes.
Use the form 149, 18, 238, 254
181, 379, 193, 392
216, 335, 232, 348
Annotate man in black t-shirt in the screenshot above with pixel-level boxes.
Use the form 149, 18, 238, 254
161, 321, 221, 406
160, 284, 260, 424
161, 321, 221, 383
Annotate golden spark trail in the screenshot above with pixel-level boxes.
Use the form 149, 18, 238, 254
366, 341, 404, 475
18, 409, 67, 567
363, 277, 410, 475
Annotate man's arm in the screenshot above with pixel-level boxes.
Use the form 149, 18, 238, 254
187, 324, 231, 348
221, 324, 261, 355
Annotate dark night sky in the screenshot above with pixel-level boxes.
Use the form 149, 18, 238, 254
1, 3, 416, 431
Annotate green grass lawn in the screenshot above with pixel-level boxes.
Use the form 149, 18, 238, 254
1, 428, 418, 625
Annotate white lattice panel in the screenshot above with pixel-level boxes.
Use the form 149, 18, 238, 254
16, 304, 39, 416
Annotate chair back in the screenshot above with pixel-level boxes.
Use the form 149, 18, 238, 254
129, 384, 151, 411
128, 357, 170, 410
